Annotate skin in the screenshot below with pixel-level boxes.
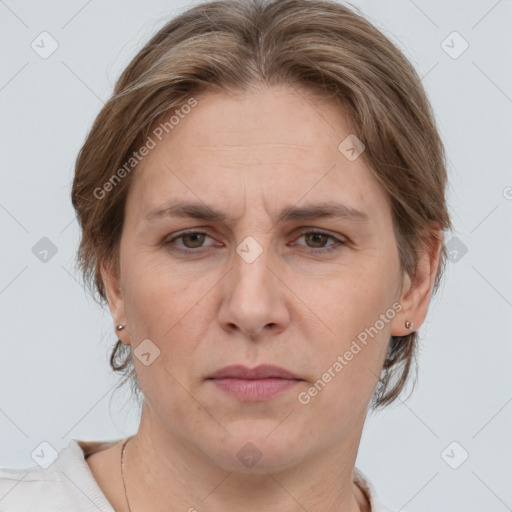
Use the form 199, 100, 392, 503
87, 85, 441, 512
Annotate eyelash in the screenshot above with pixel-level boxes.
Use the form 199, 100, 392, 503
164, 228, 346, 255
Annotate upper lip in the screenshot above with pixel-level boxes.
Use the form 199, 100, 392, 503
207, 364, 301, 380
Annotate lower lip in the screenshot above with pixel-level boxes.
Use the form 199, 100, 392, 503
208, 378, 300, 401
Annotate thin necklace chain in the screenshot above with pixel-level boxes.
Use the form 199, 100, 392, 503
120, 436, 134, 512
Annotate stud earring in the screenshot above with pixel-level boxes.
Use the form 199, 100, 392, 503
116, 324, 125, 331
405, 320, 414, 330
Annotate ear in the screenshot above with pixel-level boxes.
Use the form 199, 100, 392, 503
100, 260, 130, 345
391, 230, 443, 336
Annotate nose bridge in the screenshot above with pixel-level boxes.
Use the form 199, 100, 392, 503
219, 232, 287, 337
232, 233, 274, 299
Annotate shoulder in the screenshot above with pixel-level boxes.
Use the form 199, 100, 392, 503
0, 464, 65, 511
354, 467, 402, 512
0, 439, 120, 512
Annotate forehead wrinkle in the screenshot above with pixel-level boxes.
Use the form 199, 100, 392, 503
192, 143, 309, 151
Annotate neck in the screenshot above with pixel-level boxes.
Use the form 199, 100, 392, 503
121, 403, 370, 512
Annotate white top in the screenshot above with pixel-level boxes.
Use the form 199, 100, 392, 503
0, 438, 396, 511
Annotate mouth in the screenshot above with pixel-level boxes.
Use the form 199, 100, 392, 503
207, 364, 301, 380
206, 364, 303, 401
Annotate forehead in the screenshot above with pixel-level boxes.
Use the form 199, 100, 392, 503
127, 86, 391, 223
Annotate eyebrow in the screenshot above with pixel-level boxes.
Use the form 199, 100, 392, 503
143, 199, 370, 226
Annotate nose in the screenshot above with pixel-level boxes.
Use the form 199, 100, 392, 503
217, 238, 290, 340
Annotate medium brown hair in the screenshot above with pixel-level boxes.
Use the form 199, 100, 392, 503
71, 0, 452, 409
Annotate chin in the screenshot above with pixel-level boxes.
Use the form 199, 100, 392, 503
207, 429, 308, 474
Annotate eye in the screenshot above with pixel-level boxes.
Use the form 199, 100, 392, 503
164, 230, 218, 253
292, 229, 346, 254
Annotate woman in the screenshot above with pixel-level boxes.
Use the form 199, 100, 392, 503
0, 0, 451, 510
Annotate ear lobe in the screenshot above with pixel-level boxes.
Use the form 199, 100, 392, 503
391, 231, 442, 337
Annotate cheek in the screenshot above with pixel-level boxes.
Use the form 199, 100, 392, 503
300, 261, 397, 334
122, 257, 218, 375
123, 253, 199, 323
299, 265, 398, 405
302, 327, 388, 420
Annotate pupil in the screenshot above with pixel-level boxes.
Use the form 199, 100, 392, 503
185, 233, 204, 247
308, 233, 325, 247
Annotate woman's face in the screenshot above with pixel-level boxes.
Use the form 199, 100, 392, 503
103, 85, 433, 472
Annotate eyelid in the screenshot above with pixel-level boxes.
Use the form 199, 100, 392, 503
293, 227, 347, 242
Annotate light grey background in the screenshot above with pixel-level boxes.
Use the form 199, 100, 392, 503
1, 0, 511, 510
